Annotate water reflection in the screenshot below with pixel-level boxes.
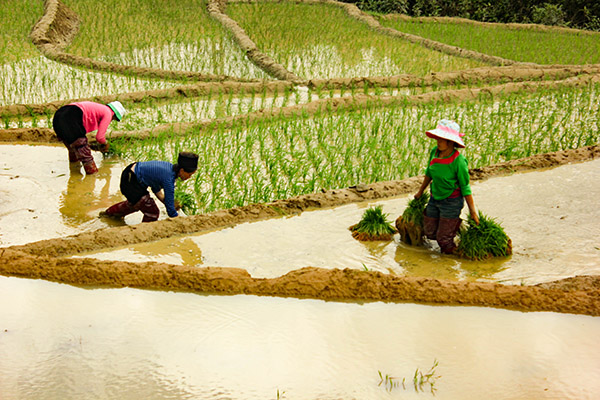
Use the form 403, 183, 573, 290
130, 237, 203, 266
58, 155, 126, 228
394, 239, 509, 281
1, 276, 599, 400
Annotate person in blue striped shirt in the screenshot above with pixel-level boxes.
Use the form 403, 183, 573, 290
100, 152, 198, 222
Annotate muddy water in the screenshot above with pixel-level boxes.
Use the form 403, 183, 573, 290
84, 159, 600, 285
0, 144, 174, 246
1, 275, 599, 400
1, 145, 599, 399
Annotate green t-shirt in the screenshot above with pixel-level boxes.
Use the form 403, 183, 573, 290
424, 147, 472, 200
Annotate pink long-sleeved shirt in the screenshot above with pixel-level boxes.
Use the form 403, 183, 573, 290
71, 101, 115, 144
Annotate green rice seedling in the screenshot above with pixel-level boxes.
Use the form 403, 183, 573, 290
349, 205, 397, 241
457, 211, 512, 260
174, 189, 198, 216
413, 359, 440, 394
378, 370, 401, 392
64, 0, 268, 78
227, 1, 482, 79
396, 192, 429, 246
110, 83, 600, 214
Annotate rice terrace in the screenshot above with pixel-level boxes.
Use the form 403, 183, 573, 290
1, 0, 599, 398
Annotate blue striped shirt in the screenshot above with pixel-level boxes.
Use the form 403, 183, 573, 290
135, 161, 178, 217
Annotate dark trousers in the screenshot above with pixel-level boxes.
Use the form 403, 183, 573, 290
52, 105, 86, 145
120, 163, 149, 205
53, 105, 97, 173
103, 164, 160, 222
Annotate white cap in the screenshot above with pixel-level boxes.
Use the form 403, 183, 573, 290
107, 101, 127, 121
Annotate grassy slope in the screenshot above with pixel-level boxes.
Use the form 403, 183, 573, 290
379, 16, 600, 65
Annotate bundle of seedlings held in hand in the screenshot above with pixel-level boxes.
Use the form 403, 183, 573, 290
457, 211, 512, 260
174, 187, 198, 216
395, 192, 430, 246
349, 205, 397, 241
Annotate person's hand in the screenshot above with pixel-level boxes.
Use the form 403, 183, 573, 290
174, 200, 182, 210
100, 142, 110, 153
414, 191, 422, 199
470, 210, 480, 225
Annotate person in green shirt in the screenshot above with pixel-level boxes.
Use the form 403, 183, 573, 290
414, 119, 479, 254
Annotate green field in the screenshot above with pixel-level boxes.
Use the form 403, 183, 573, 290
2, 0, 598, 214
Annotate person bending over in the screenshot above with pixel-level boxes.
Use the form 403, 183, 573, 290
101, 152, 199, 223
52, 101, 127, 174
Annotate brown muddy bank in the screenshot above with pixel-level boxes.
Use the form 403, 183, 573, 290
2, 248, 599, 316
1, 145, 599, 316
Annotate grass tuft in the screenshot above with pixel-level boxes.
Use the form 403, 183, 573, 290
350, 205, 397, 241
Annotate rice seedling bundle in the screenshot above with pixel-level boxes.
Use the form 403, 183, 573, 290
349, 205, 397, 241
457, 211, 512, 260
174, 187, 198, 216
395, 192, 429, 246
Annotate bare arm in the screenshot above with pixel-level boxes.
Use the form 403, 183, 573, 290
415, 176, 432, 199
464, 194, 479, 224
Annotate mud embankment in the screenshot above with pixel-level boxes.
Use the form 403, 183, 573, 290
207, 0, 301, 81
2, 247, 599, 316
1, 145, 599, 316
3, 63, 600, 124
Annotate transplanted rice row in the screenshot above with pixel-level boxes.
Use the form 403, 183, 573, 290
110, 83, 600, 214
227, 1, 484, 79
62, 0, 270, 79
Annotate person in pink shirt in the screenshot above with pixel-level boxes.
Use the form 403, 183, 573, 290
52, 101, 127, 174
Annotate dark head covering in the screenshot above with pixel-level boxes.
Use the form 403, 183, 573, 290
177, 152, 199, 173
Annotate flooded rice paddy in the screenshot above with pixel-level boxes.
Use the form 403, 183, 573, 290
1, 276, 599, 400
1, 144, 599, 399
79, 154, 600, 286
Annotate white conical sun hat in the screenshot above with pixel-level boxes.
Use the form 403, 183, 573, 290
425, 119, 465, 148
107, 101, 127, 121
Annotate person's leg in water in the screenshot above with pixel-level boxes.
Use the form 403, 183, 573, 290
133, 194, 160, 222
69, 137, 98, 174
424, 196, 463, 254
53, 105, 98, 174
423, 208, 439, 241
436, 196, 464, 254
101, 164, 159, 222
